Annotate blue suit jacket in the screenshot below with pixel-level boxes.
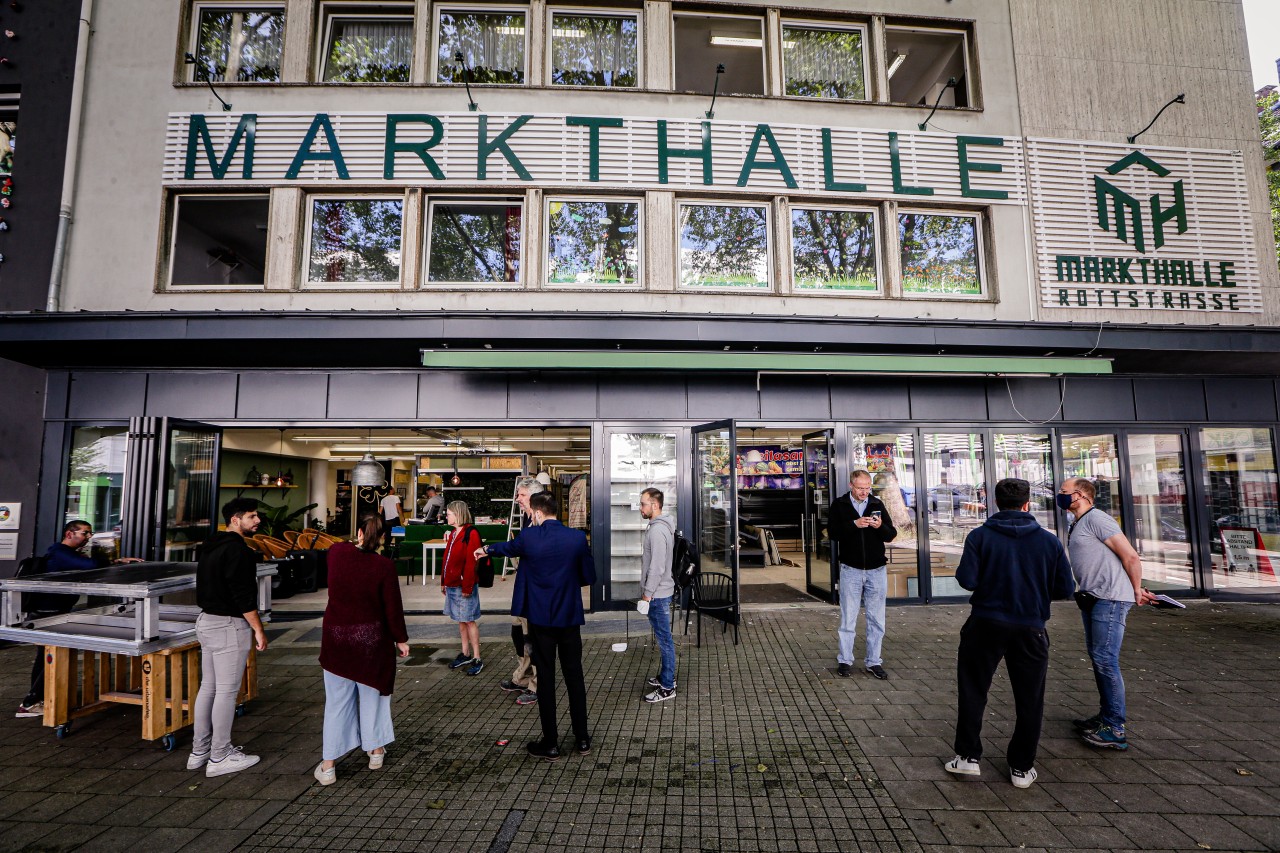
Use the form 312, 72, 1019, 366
487, 519, 595, 627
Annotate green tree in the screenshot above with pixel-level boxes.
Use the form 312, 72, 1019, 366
1259, 92, 1280, 257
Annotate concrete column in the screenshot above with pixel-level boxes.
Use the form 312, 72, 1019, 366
281, 0, 315, 83
265, 188, 302, 291
644, 2, 672, 91
645, 191, 676, 291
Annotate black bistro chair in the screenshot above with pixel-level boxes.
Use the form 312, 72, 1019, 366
684, 570, 740, 647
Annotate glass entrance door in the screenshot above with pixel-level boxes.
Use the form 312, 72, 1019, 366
802, 430, 835, 601
692, 420, 740, 630
156, 419, 222, 561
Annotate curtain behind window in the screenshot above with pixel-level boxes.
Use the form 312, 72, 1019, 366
323, 17, 413, 82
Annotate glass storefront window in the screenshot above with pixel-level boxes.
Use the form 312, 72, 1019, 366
436, 10, 527, 84
679, 203, 770, 289
608, 433, 677, 599
321, 14, 413, 83
993, 433, 1054, 530
791, 207, 878, 292
306, 198, 404, 285
923, 433, 985, 597
1061, 433, 1122, 527
163, 428, 220, 561
63, 427, 128, 562
1127, 434, 1193, 590
546, 199, 640, 286
426, 201, 521, 284
898, 211, 982, 296
192, 6, 284, 83
782, 24, 866, 100
550, 12, 638, 88
850, 433, 917, 598
1200, 428, 1280, 592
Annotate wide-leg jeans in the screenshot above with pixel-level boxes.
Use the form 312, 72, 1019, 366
837, 565, 887, 667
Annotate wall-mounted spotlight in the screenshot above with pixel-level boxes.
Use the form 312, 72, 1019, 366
454, 51, 479, 112
705, 63, 726, 119
184, 53, 232, 111
1127, 93, 1186, 145
918, 77, 957, 131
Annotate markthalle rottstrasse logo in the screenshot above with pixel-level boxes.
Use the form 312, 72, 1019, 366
1036, 142, 1252, 314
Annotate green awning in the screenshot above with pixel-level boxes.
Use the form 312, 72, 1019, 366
420, 350, 1112, 375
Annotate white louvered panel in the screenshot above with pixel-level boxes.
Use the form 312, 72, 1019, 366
1026, 137, 1261, 314
164, 111, 1026, 204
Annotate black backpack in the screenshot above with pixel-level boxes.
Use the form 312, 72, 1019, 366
672, 530, 699, 590
16, 555, 79, 617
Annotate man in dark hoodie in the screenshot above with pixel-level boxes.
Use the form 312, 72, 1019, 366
189, 498, 269, 778
639, 487, 676, 704
945, 478, 1073, 789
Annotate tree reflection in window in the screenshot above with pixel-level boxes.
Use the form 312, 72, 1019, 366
194, 7, 284, 82
898, 212, 981, 295
437, 11, 526, 84
308, 199, 403, 284
547, 200, 639, 286
428, 203, 521, 283
792, 207, 877, 291
322, 17, 413, 83
551, 13, 637, 87
680, 204, 769, 288
782, 25, 865, 100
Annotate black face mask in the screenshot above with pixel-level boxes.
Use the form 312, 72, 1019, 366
1055, 493, 1076, 511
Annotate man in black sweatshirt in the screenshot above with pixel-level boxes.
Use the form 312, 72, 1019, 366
189, 498, 269, 778
829, 470, 897, 680
945, 478, 1073, 789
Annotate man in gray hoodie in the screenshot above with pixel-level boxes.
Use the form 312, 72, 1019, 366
639, 487, 677, 703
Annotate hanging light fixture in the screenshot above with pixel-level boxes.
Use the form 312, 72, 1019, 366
351, 429, 386, 487
449, 429, 463, 486
274, 428, 287, 487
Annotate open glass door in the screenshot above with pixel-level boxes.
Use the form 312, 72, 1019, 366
803, 429, 835, 602
155, 418, 222, 561
692, 420, 739, 631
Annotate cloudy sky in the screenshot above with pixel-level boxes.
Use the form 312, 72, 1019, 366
1244, 0, 1280, 88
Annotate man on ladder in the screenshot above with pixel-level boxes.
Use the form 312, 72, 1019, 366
498, 476, 542, 706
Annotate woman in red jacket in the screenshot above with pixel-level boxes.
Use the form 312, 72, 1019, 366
314, 515, 409, 786
442, 500, 484, 676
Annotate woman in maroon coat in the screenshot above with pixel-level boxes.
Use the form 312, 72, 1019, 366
314, 515, 409, 786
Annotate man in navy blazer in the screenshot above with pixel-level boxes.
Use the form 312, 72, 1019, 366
480, 492, 596, 761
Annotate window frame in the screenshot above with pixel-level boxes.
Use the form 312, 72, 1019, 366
542, 194, 645, 290
431, 3, 531, 86
546, 5, 643, 90
896, 206, 987, 300
779, 18, 870, 103
883, 23, 975, 109
787, 202, 882, 297
302, 192, 407, 289
670, 11, 767, 98
315, 4, 417, 84
676, 197, 774, 293
165, 191, 272, 290
423, 196, 525, 288
187, 1, 287, 84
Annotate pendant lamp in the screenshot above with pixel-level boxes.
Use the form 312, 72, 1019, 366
351, 430, 385, 486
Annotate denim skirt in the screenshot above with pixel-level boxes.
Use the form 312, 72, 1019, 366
444, 586, 481, 622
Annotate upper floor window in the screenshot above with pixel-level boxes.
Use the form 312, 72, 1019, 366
549, 10, 639, 88
546, 198, 641, 287
306, 196, 404, 286
679, 201, 770, 290
426, 199, 522, 284
898, 209, 983, 296
885, 26, 971, 108
190, 4, 285, 82
169, 194, 270, 287
436, 7, 528, 84
673, 13, 764, 97
791, 205, 879, 292
319, 7, 415, 83
782, 22, 867, 101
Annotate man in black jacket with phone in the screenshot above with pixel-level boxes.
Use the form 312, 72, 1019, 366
829, 469, 897, 680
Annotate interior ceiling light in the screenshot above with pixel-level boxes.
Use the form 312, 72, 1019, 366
710, 34, 762, 47
887, 52, 908, 79
350, 429, 386, 487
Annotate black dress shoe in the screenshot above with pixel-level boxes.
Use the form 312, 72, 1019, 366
576, 738, 592, 755
865, 664, 889, 680
527, 739, 561, 761
836, 663, 853, 677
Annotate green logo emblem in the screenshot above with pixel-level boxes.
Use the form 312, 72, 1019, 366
1093, 151, 1188, 254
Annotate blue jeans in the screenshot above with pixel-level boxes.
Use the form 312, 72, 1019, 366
1081, 599, 1133, 733
647, 596, 677, 690
837, 565, 886, 667
322, 670, 395, 760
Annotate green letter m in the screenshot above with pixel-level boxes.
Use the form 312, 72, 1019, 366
185, 114, 257, 180
1093, 175, 1146, 253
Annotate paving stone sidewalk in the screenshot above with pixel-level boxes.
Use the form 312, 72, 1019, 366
0, 599, 1278, 852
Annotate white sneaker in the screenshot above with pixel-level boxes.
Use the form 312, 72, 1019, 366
186, 751, 209, 770
1010, 767, 1038, 789
369, 749, 386, 770
643, 687, 676, 704
944, 755, 981, 777
15, 701, 43, 718
313, 762, 336, 785
206, 747, 260, 777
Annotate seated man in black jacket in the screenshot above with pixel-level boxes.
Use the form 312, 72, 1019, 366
829, 469, 897, 680
945, 478, 1073, 789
